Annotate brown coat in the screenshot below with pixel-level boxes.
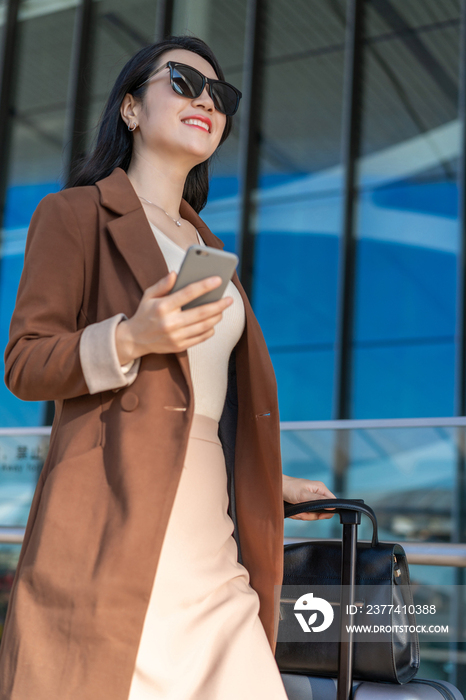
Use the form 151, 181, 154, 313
0, 167, 284, 700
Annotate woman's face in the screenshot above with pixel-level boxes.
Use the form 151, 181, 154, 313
123, 49, 227, 167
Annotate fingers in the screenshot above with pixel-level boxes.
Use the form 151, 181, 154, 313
288, 482, 337, 521
177, 296, 233, 326
155, 296, 233, 343
143, 271, 177, 299
129, 273, 234, 357
304, 483, 337, 515
309, 481, 337, 500
145, 271, 222, 311
160, 298, 234, 351
143, 272, 234, 322
289, 512, 335, 521
175, 313, 224, 341
171, 276, 222, 310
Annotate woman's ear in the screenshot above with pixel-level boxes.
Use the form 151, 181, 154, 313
120, 94, 139, 129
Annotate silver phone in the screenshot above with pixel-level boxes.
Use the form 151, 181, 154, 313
170, 244, 239, 310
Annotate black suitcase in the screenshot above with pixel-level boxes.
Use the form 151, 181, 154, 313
278, 499, 464, 700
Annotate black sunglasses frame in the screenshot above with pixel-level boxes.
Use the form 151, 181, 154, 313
134, 61, 242, 116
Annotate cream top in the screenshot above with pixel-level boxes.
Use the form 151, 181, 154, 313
148, 221, 245, 422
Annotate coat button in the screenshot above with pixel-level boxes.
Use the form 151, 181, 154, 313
121, 392, 139, 411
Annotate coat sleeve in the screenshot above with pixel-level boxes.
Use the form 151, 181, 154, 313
4, 192, 139, 401
79, 314, 141, 394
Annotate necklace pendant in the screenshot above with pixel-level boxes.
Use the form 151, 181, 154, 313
176, 221, 181, 227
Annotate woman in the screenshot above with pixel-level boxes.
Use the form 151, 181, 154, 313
0, 35, 335, 700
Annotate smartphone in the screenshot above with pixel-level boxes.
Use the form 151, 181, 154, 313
170, 245, 239, 310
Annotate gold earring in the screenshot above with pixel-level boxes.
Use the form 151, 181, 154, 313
128, 122, 137, 132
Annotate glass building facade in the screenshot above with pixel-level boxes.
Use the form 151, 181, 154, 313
0, 0, 465, 426
2, 0, 466, 689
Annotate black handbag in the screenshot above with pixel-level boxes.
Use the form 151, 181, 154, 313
275, 498, 420, 684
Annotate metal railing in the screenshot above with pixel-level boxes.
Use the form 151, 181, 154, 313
2, 417, 466, 568
280, 416, 466, 430
0, 427, 51, 436
1, 526, 465, 567
283, 538, 466, 567
3, 415, 466, 437
0, 527, 24, 544
1, 415, 465, 436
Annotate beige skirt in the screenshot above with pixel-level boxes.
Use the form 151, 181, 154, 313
127, 413, 288, 700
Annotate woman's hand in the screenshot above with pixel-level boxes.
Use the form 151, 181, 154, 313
115, 271, 233, 364
283, 475, 336, 521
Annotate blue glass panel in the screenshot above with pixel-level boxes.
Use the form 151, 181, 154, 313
253, 222, 340, 420
0, 1, 76, 427
281, 424, 456, 545
352, 0, 460, 418
353, 181, 458, 417
0, 249, 43, 427
355, 227, 457, 343
252, 0, 346, 421
1, 183, 61, 427
271, 350, 334, 421
200, 177, 239, 256
3, 182, 61, 230
353, 339, 455, 419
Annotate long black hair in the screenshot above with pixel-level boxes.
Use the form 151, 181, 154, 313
64, 35, 234, 213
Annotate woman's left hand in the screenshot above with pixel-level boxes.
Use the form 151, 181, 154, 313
282, 475, 336, 521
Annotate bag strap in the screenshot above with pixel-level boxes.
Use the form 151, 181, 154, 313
283, 498, 379, 547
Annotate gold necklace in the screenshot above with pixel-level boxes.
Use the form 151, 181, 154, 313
138, 195, 182, 227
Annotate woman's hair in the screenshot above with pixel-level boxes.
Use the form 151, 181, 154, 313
64, 35, 233, 212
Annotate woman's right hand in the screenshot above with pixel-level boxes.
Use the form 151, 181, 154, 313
115, 271, 233, 365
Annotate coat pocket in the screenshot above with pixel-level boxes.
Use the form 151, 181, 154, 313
18, 446, 107, 601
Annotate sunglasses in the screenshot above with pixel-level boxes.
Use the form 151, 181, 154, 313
134, 61, 242, 117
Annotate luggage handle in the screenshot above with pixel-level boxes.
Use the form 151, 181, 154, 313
283, 497, 379, 699
283, 498, 379, 547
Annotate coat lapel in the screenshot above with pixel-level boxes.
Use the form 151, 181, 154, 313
106, 209, 170, 292
96, 167, 247, 321
95, 167, 249, 412
96, 167, 227, 291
